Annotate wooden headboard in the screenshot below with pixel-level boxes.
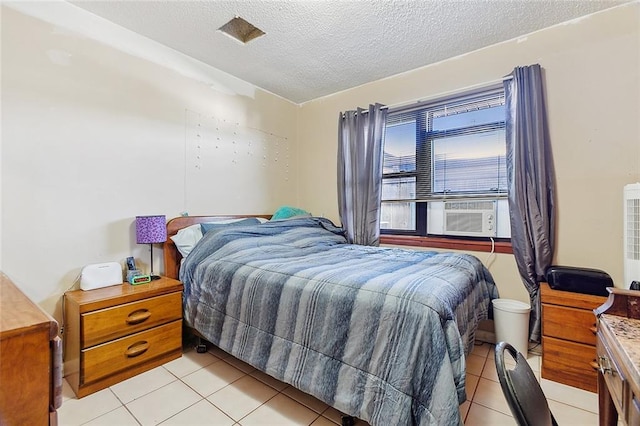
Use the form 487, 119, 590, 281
163, 215, 271, 280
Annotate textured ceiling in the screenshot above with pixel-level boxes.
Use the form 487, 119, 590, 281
70, 0, 629, 104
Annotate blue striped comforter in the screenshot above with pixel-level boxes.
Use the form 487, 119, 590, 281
180, 217, 498, 425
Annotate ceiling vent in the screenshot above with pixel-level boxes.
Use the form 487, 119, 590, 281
218, 16, 265, 44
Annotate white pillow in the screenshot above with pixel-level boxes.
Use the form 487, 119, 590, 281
170, 224, 203, 258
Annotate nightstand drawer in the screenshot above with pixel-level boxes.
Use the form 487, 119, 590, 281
542, 304, 597, 345
82, 292, 182, 347
82, 319, 181, 384
542, 336, 598, 392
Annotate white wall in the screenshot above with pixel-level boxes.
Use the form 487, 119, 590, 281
1, 3, 298, 321
297, 2, 640, 302
2, 2, 639, 323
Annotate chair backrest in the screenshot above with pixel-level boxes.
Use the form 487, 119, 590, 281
494, 341, 558, 426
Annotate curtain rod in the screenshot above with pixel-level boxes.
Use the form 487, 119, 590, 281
376, 75, 513, 112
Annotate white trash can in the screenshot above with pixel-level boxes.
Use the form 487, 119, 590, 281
493, 299, 531, 356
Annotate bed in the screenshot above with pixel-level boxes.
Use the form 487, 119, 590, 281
163, 215, 498, 425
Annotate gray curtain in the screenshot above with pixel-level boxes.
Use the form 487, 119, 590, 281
337, 103, 387, 245
504, 64, 556, 343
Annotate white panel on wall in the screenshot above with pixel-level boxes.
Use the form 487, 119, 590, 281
183, 110, 291, 215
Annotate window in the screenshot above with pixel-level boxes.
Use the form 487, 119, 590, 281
381, 86, 511, 240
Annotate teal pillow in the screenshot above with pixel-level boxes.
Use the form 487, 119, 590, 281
200, 217, 261, 234
270, 206, 311, 221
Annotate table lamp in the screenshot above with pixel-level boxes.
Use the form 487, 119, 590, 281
135, 215, 167, 280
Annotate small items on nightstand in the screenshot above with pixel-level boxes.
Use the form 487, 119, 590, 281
80, 262, 123, 291
125, 256, 150, 285
128, 274, 151, 285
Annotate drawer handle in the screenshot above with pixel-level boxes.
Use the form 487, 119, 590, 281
125, 341, 149, 358
590, 326, 597, 335
598, 355, 613, 375
126, 309, 151, 325
589, 361, 600, 371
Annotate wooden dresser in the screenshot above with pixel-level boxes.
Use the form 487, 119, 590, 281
0, 272, 61, 425
594, 288, 640, 426
541, 282, 607, 392
64, 277, 183, 397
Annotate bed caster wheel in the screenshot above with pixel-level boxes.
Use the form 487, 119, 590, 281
196, 343, 207, 353
341, 415, 355, 426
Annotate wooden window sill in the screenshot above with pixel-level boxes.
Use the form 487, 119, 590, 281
380, 235, 513, 254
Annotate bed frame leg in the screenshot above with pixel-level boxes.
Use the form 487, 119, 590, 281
341, 415, 355, 426
195, 337, 207, 353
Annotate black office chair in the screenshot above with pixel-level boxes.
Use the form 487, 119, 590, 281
495, 341, 558, 426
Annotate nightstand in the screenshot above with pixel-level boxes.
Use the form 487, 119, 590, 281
540, 282, 607, 392
64, 276, 183, 398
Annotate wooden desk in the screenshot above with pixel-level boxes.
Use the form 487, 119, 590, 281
594, 288, 640, 426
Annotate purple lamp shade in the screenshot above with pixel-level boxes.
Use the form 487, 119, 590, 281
136, 215, 167, 244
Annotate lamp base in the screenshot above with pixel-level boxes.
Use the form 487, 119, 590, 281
150, 275, 162, 281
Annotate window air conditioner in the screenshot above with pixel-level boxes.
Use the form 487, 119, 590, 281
443, 200, 497, 237
624, 183, 640, 288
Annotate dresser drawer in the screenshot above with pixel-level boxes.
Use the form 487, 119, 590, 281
542, 336, 598, 392
82, 292, 182, 347
542, 304, 597, 345
82, 320, 181, 384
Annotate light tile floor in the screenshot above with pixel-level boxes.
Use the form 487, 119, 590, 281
58, 342, 599, 425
